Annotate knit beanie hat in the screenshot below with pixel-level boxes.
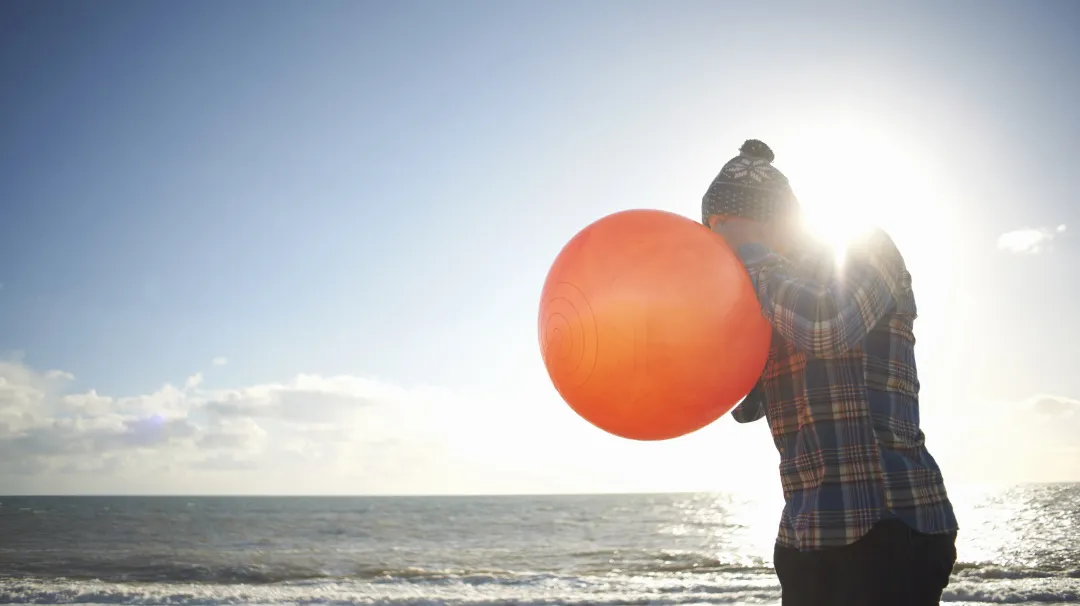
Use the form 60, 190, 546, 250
701, 139, 798, 225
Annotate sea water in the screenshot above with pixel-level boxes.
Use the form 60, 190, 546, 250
1, 483, 1077, 605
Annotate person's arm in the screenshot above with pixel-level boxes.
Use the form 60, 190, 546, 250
730, 381, 766, 423
735, 230, 908, 359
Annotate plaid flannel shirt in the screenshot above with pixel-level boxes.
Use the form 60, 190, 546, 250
730, 228, 958, 552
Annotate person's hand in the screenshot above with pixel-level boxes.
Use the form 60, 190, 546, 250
710, 217, 773, 252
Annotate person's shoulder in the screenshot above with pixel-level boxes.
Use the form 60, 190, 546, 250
847, 226, 908, 269
790, 227, 910, 278
847, 227, 916, 305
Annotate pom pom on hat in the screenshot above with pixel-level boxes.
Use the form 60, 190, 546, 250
739, 139, 775, 163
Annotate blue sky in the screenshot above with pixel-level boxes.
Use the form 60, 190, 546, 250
1, 0, 1078, 494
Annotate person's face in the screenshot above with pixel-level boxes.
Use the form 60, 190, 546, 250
707, 213, 799, 255
768, 209, 803, 255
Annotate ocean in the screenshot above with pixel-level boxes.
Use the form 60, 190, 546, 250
1, 484, 1077, 605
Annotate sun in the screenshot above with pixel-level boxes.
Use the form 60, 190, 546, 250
771, 121, 947, 263
767, 118, 963, 379
783, 130, 889, 251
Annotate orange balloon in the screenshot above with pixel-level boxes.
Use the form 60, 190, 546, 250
538, 209, 772, 441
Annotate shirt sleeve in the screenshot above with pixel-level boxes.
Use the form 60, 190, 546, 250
730, 381, 766, 423
734, 230, 909, 359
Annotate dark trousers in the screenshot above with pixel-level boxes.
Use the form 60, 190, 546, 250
773, 519, 957, 606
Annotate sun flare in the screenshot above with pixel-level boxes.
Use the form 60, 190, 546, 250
773, 120, 953, 266
769, 118, 962, 375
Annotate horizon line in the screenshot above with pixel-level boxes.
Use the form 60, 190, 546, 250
2, 480, 1073, 499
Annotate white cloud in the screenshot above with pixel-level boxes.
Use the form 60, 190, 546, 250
212, 356, 228, 366
4, 358, 1076, 496
996, 224, 1067, 254
0, 361, 474, 494
930, 393, 1080, 484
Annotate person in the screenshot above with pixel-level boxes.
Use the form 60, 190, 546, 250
702, 139, 959, 606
